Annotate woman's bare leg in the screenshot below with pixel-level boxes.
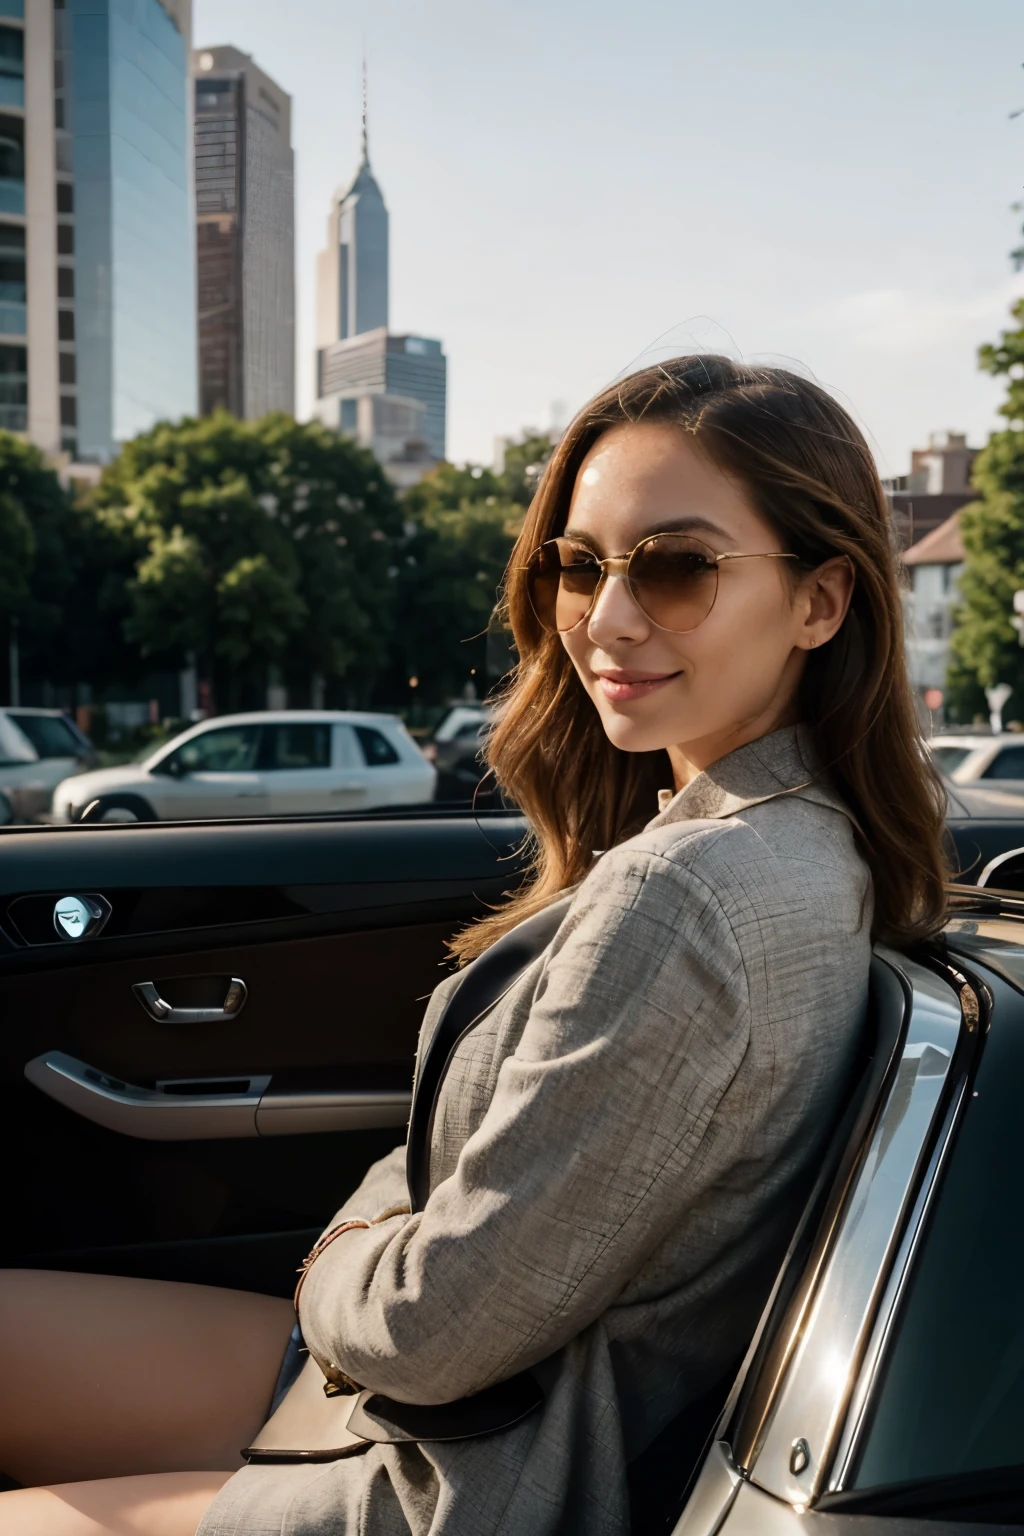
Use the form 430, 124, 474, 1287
0, 1269, 294, 1485
0, 1471, 233, 1535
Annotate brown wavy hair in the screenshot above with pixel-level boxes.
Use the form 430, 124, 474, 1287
452, 355, 948, 964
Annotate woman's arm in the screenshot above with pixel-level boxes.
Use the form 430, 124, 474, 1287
319, 1143, 410, 1233
299, 837, 752, 1405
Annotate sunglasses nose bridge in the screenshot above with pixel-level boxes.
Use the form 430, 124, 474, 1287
582, 558, 648, 633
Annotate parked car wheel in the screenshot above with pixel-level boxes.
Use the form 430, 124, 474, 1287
78, 794, 157, 824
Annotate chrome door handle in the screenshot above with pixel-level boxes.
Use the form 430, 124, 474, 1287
331, 783, 367, 794
133, 977, 247, 1024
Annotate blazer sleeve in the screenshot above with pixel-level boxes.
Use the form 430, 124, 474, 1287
298, 839, 752, 1405
324, 1143, 410, 1229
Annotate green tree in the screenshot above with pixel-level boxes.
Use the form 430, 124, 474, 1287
387, 432, 556, 704
947, 294, 1024, 723
0, 432, 134, 703
93, 413, 403, 710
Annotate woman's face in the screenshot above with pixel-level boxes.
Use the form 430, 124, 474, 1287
559, 421, 852, 783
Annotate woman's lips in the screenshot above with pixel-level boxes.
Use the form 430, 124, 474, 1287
594, 670, 681, 702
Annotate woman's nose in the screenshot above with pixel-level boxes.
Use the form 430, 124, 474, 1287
586, 571, 650, 645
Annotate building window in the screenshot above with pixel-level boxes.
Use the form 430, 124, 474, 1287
57, 266, 74, 299
59, 394, 76, 427
0, 2, 23, 18
58, 351, 75, 386
57, 308, 74, 341
0, 341, 27, 429
56, 180, 73, 214
0, 115, 23, 215
0, 221, 24, 336
0, 24, 22, 109
56, 223, 73, 256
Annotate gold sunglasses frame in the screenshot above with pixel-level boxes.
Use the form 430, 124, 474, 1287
525, 534, 801, 634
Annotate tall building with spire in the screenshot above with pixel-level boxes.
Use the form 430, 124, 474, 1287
314, 70, 446, 485
316, 80, 387, 344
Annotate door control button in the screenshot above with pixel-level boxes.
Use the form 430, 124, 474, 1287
53, 893, 111, 941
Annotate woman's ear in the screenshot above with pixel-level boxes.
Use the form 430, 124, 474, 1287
799, 557, 854, 650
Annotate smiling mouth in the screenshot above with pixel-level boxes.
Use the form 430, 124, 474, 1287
594, 670, 682, 702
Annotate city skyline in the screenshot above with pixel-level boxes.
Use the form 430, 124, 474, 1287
195, 0, 1024, 476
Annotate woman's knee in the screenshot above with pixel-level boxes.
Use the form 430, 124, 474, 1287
0, 1470, 234, 1535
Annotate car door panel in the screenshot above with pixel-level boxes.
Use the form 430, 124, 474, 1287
0, 810, 529, 1294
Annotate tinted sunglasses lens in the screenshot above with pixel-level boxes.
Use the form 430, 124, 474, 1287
628, 536, 719, 631
527, 541, 601, 632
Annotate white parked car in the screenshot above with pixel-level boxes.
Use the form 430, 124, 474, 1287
930, 733, 1024, 787
50, 711, 436, 823
0, 707, 95, 821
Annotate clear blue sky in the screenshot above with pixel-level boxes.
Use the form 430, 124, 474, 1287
193, 0, 1024, 475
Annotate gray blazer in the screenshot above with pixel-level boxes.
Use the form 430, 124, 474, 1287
199, 724, 872, 1536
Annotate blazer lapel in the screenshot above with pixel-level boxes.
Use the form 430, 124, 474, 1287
405, 894, 574, 1212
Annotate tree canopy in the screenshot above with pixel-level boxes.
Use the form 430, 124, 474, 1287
947, 294, 1024, 723
387, 432, 555, 702
92, 412, 403, 711
1, 415, 558, 717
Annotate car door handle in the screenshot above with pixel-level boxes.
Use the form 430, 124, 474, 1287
133, 978, 247, 1024
331, 783, 367, 794
23, 1052, 411, 1140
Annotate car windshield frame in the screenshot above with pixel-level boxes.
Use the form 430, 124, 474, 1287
833, 935, 1024, 1503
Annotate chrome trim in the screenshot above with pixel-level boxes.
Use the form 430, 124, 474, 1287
827, 1063, 970, 1489
747, 949, 964, 1505
52, 892, 111, 941
719, 1478, 820, 1532
23, 1052, 270, 1139
976, 844, 1024, 889
133, 977, 247, 1025
24, 1052, 413, 1139
670, 1440, 742, 1536
256, 1088, 411, 1135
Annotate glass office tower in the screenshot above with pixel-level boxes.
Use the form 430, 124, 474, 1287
19, 0, 196, 463
69, 0, 196, 460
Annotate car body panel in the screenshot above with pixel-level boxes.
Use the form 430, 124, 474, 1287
0, 810, 526, 1295
50, 711, 436, 822
0, 707, 94, 821
4, 804, 1024, 1527
933, 732, 1024, 789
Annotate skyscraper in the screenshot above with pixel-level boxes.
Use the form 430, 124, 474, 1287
315, 108, 388, 345
314, 80, 446, 483
18, 0, 197, 464
193, 45, 295, 419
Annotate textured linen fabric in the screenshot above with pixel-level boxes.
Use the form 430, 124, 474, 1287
199, 724, 872, 1536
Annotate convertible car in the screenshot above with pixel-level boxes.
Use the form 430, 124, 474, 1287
3, 802, 1024, 1531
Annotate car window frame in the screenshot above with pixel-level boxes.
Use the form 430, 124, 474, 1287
256, 720, 333, 774
6, 711, 83, 761
983, 745, 1024, 781
354, 723, 401, 768
157, 722, 264, 776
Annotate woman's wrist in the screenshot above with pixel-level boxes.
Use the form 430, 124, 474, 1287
293, 1219, 370, 1312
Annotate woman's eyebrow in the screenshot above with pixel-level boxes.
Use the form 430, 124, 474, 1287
562, 515, 732, 546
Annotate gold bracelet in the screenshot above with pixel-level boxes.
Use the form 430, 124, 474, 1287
292, 1219, 370, 1312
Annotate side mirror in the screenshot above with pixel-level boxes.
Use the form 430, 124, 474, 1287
159, 756, 186, 778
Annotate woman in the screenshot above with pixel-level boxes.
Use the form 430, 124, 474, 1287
0, 356, 948, 1535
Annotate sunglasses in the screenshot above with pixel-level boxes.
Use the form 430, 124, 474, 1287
524, 533, 800, 635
